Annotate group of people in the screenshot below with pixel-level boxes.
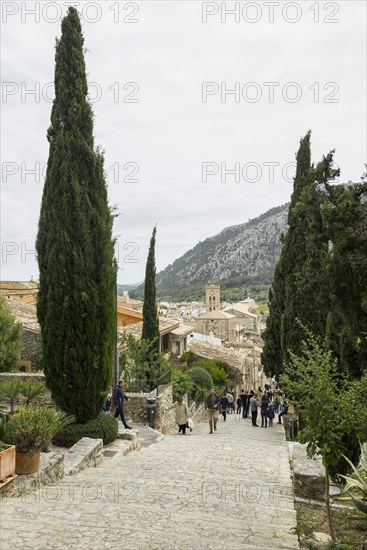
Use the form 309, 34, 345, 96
104, 381, 289, 436
219, 391, 236, 421
206, 387, 289, 431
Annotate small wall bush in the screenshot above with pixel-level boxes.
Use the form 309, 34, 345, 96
53, 413, 118, 447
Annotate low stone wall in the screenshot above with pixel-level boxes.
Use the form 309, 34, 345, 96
124, 393, 150, 424
22, 329, 42, 371
123, 387, 176, 434
289, 442, 326, 500
64, 437, 103, 476
155, 384, 176, 434
0, 372, 46, 384
124, 385, 207, 434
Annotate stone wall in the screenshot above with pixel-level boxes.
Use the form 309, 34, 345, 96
0, 372, 46, 384
124, 385, 207, 434
155, 384, 177, 434
21, 329, 42, 371
124, 392, 151, 424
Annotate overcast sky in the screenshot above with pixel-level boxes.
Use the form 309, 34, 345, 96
1, 1, 366, 284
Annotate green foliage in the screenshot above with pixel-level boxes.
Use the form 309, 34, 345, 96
52, 413, 118, 447
0, 294, 23, 372
36, 7, 116, 423
180, 350, 196, 367
262, 263, 285, 378
3, 406, 74, 452
187, 367, 213, 393
142, 226, 159, 357
281, 325, 367, 543
0, 380, 46, 412
0, 380, 24, 413
19, 381, 45, 405
119, 333, 169, 390
281, 326, 367, 476
281, 134, 334, 364
263, 132, 366, 382
191, 358, 228, 388
339, 442, 367, 516
322, 181, 367, 377
171, 368, 193, 400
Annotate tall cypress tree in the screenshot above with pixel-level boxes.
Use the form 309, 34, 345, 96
142, 226, 160, 354
36, 8, 116, 423
279, 132, 333, 362
323, 177, 367, 377
261, 253, 286, 377
262, 132, 312, 375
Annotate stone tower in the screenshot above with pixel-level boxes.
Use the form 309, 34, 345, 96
205, 284, 220, 312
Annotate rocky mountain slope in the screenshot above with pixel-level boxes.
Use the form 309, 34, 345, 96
131, 203, 289, 301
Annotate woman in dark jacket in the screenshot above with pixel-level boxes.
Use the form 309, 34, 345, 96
220, 394, 229, 421
260, 394, 269, 428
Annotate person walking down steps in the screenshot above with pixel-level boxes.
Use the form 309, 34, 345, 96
114, 379, 132, 429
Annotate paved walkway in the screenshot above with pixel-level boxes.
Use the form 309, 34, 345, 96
0, 414, 299, 550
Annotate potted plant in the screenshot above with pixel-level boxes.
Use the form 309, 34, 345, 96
0, 409, 16, 485
0, 440, 16, 485
3, 406, 74, 475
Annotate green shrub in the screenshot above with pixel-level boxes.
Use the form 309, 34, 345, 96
53, 413, 118, 447
171, 368, 193, 399
188, 367, 213, 391
180, 351, 196, 366
3, 406, 74, 452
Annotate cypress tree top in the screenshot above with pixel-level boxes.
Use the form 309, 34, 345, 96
142, 226, 160, 353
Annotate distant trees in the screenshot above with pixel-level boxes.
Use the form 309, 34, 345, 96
0, 295, 23, 372
36, 8, 116, 423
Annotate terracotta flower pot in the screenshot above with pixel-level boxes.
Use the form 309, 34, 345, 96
0, 444, 16, 482
15, 449, 41, 475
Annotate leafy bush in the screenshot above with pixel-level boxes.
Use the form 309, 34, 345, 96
0, 294, 23, 372
171, 368, 193, 399
19, 381, 45, 405
188, 367, 213, 392
3, 406, 74, 452
339, 442, 367, 516
180, 351, 196, 367
53, 413, 118, 447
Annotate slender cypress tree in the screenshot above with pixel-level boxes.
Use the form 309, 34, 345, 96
262, 132, 312, 375
261, 254, 286, 377
142, 226, 160, 354
36, 8, 116, 423
280, 132, 331, 361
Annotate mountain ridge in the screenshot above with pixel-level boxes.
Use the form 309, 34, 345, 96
130, 203, 289, 302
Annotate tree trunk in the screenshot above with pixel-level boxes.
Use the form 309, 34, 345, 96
324, 463, 336, 543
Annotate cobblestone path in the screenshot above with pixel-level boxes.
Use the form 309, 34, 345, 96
0, 414, 299, 550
